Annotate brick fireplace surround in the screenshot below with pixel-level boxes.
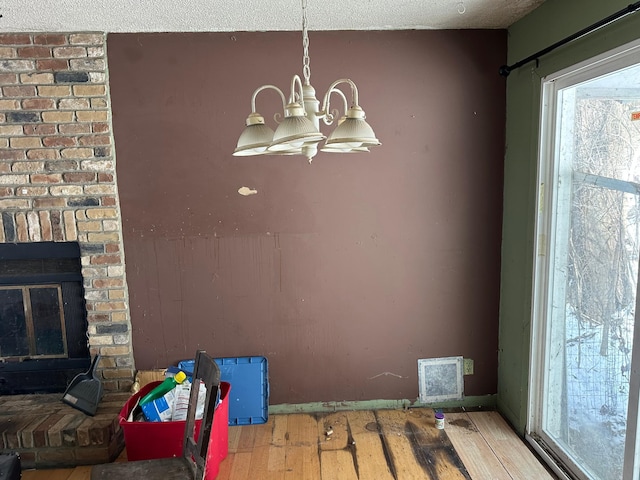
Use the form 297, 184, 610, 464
0, 33, 133, 467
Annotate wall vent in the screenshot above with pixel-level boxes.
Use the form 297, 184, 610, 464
417, 356, 464, 403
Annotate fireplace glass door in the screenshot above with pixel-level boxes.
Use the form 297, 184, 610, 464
0, 285, 68, 359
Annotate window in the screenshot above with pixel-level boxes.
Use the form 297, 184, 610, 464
529, 40, 640, 480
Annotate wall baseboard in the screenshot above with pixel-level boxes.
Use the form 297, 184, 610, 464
269, 394, 497, 415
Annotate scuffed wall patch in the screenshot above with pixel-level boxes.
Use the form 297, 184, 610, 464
238, 186, 258, 196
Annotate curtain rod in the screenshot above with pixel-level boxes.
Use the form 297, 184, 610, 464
499, 1, 640, 77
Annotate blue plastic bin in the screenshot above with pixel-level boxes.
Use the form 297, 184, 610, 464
178, 356, 269, 426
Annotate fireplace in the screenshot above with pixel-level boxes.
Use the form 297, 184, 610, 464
0, 242, 90, 395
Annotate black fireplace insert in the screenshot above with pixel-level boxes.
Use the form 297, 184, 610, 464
0, 242, 90, 394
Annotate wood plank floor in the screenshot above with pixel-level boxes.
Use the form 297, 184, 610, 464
21, 409, 557, 480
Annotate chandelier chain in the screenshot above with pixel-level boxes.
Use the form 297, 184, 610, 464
302, 0, 311, 84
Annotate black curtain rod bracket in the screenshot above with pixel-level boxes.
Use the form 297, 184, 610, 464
499, 1, 640, 77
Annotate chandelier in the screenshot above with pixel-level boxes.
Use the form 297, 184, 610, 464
233, 0, 381, 163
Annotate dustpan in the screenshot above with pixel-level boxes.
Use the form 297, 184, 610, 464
62, 354, 103, 416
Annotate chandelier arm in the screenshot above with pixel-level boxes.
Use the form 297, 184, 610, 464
289, 74, 305, 104
320, 78, 359, 116
321, 88, 349, 126
250, 85, 287, 113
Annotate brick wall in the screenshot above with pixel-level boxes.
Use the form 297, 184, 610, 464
0, 32, 133, 392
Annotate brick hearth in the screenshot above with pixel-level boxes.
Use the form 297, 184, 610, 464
0, 391, 129, 469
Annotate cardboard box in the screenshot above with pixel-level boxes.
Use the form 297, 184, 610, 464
132, 369, 166, 393
119, 381, 230, 479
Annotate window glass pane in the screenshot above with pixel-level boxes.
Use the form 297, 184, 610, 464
542, 62, 640, 480
0, 289, 29, 357
30, 287, 65, 356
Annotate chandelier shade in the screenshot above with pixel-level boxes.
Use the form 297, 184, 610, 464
268, 106, 326, 152
322, 106, 380, 151
233, 113, 274, 156
232, 0, 380, 163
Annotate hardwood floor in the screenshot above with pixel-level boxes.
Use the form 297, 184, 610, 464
21, 409, 556, 480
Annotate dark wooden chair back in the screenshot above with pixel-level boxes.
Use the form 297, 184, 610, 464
183, 350, 221, 478
91, 350, 221, 480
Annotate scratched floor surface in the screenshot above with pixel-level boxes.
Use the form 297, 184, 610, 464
21, 409, 557, 480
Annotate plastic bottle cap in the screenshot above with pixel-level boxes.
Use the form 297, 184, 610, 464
175, 371, 187, 383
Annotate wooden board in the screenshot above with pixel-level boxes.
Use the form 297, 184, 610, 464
216, 452, 236, 479
467, 411, 555, 480
320, 449, 358, 480
399, 409, 470, 480
224, 420, 286, 479
227, 423, 243, 453
247, 418, 285, 480
266, 414, 288, 477
376, 409, 474, 480
345, 410, 395, 480
227, 451, 252, 480
272, 415, 288, 447
375, 409, 432, 479
445, 412, 512, 480
317, 412, 349, 451
66, 466, 92, 480
284, 414, 320, 480
219, 423, 247, 479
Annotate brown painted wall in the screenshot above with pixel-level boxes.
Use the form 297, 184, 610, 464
107, 30, 506, 404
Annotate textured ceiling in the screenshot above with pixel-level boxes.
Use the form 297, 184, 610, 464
0, 0, 545, 32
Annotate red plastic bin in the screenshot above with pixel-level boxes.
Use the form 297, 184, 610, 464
118, 381, 230, 480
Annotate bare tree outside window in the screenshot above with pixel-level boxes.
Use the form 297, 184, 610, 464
562, 87, 640, 479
